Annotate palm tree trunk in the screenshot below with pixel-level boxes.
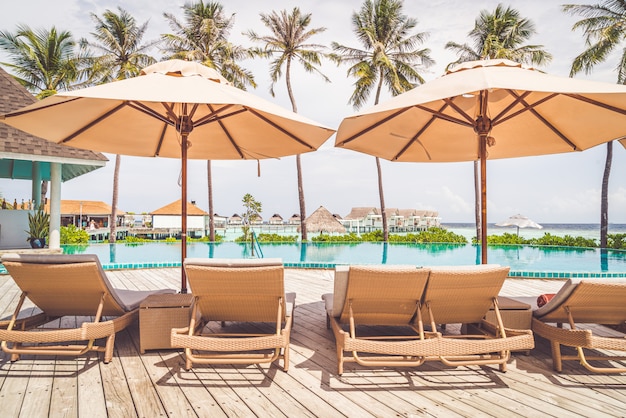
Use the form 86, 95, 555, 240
376, 157, 388, 242
296, 154, 307, 241
600, 141, 613, 248
207, 160, 215, 242
474, 160, 481, 242
285, 58, 308, 242
109, 154, 121, 243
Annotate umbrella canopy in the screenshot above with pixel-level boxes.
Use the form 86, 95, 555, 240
301, 206, 346, 234
336, 59, 626, 263
0, 59, 335, 291
495, 214, 542, 236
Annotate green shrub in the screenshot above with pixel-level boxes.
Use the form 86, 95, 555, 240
311, 232, 362, 242
394, 227, 468, 244
60, 224, 89, 244
123, 235, 151, 243
607, 234, 626, 250
256, 233, 297, 243
529, 233, 597, 248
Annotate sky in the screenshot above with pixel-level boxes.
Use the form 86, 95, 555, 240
1, 0, 626, 224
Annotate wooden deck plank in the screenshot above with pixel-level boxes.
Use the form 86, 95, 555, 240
1, 268, 626, 417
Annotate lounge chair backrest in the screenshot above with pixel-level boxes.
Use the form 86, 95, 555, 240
337, 265, 430, 325
1, 253, 127, 316
533, 278, 626, 324
421, 265, 510, 324
183, 258, 285, 322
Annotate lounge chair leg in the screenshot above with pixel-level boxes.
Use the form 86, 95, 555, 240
283, 346, 290, 372
104, 334, 115, 363
337, 347, 344, 375
551, 341, 563, 372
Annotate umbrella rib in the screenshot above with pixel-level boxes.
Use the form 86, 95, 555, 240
129, 101, 174, 126
207, 104, 245, 159
194, 104, 243, 127
490, 90, 533, 124
245, 107, 316, 149
61, 101, 128, 144
392, 103, 452, 161
337, 107, 412, 146
565, 93, 626, 115
2, 96, 82, 118
154, 122, 168, 157
503, 91, 579, 150
440, 98, 475, 125
493, 92, 557, 125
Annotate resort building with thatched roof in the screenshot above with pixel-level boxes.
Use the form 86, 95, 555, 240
150, 199, 208, 237
268, 213, 284, 225
0, 67, 107, 249
228, 214, 243, 225
302, 206, 346, 234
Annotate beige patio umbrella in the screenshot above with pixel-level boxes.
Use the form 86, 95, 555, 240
0, 59, 335, 292
301, 206, 346, 234
336, 59, 626, 263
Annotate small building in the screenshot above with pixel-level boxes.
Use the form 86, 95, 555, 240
150, 199, 208, 237
288, 214, 301, 225
250, 214, 263, 225
212, 213, 228, 228
228, 213, 242, 225
268, 213, 283, 225
44, 200, 124, 229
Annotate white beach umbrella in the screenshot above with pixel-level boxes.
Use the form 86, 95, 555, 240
336, 59, 626, 263
495, 214, 543, 236
0, 59, 335, 292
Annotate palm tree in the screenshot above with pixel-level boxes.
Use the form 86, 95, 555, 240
330, 0, 434, 241
445, 4, 552, 242
0, 25, 82, 213
0, 25, 79, 99
81, 7, 157, 243
562, 1, 626, 248
246, 7, 329, 242
163, 0, 256, 241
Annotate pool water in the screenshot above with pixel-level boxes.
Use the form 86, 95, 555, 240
62, 241, 626, 278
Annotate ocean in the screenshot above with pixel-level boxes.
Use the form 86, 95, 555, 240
442, 223, 626, 242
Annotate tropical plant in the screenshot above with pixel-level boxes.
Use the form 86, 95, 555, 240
25, 205, 50, 246
330, 0, 434, 242
0, 25, 80, 99
562, 1, 626, 248
60, 224, 89, 244
445, 3, 552, 242
162, 1, 255, 89
247, 7, 329, 243
241, 193, 262, 241
81, 7, 157, 245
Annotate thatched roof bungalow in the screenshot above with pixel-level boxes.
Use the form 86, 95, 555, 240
301, 206, 346, 234
269, 213, 283, 225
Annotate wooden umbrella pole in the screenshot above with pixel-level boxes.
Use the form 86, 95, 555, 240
475, 90, 491, 264
181, 130, 188, 293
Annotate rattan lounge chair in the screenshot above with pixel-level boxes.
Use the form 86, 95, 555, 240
171, 258, 295, 371
322, 264, 534, 375
322, 265, 431, 375
419, 265, 535, 372
531, 278, 626, 373
0, 253, 175, 363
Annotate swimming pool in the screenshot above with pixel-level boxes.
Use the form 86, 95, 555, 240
61, 241, 626, 278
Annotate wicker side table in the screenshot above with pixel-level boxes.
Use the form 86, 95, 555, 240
139, 293, 194, 353
485, 296, 532, 330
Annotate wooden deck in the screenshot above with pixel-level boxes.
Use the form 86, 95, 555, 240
1, 267, 626, 417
